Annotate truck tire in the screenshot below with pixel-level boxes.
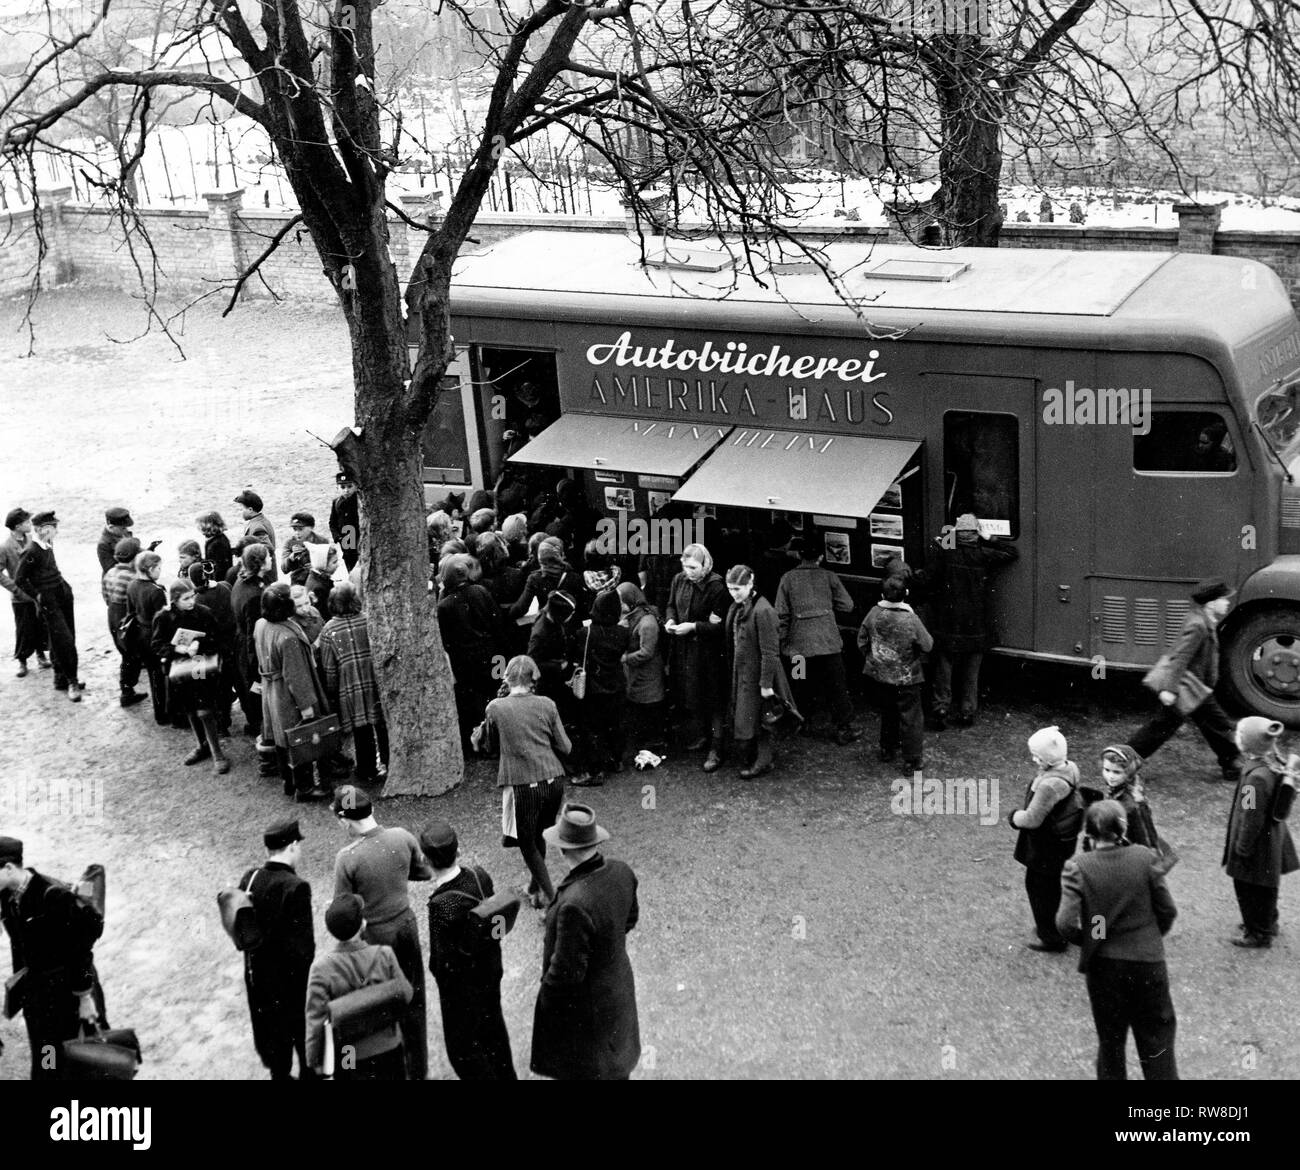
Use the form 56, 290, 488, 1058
1221, 606, 1300, 727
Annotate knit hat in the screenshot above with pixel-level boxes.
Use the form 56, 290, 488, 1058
1100, 744, 1142, 786
114, 537, 142, 563
1028, 725, 1068, 765
1236, 716, 1284, 757
592, 589, 621, 625
324, 893, 364, 941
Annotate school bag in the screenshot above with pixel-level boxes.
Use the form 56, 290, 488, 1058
216, 869, 265, 952
430, 868, 521, 958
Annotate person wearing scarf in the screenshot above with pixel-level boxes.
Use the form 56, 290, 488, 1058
255, 582, 332, 802
1085, 745, 1161, 853
724, 565, 800, 780
1223, 716, 1300, 948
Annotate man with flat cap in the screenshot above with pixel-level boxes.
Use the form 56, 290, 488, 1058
0, 836, 108, 1079
0, 507, 50, 677
305, 893, 412, 1080
423, 819, 517, 1080
235, 489, 277, 558
14, 511, 84, 701
1129, 576, 1242, 783
96, 506, 134, 575
530, 803, 641, 1081
238, 818, 315, 1080
332, 785, 433, 1079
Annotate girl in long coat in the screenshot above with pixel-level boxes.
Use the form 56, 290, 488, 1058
724, 564, 800, 779
316, 582, 387, 781
231, 542, 274, 737
664, 542, 730, 771
151, 578, 229, 774
126, 551, 169, 725
255, 582, 332, 801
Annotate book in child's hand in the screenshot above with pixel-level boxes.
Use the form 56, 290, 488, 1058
171, 627, 203, 649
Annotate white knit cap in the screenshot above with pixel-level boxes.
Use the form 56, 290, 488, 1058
1028, 725, 1068, 764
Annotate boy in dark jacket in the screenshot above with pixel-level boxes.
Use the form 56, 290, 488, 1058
572, 589, 628, 785
857, 576, 933, 772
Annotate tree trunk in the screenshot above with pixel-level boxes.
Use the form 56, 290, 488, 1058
932, 38, 1005, 248
345, 225, 463, 797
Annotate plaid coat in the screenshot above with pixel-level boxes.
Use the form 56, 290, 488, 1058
316, 613, 382, 732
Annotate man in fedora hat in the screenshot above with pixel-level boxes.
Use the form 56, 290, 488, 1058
529, 803, 641, 1081
1129, 577, 1241, 783
238, 818, 315, 1080
14, 511, 84, 701
0, 507, 50, 677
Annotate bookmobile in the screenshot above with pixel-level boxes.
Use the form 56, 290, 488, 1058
417, 229, 1300, 724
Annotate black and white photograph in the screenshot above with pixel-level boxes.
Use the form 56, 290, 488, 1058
2, 0, 1300, 1137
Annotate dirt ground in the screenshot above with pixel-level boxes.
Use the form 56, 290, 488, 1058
0, 287, 1296, 1081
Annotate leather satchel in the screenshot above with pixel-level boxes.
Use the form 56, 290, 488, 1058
328, 979, 409, 1046
3, 967, 27, 1019
1142, 655, 1211, 716
285, 713, 342, 767
61, 1021, 142, 1081
217, 869, 265, 951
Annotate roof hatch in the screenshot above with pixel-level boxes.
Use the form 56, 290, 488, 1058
862, 257, 971, 282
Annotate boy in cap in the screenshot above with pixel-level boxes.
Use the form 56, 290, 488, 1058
1008, 725, 1084, 953
305, 893, 411, 1080
332, 786, 433, 1079
530, 803, 641, 1081
1223, 716, 1300, 948
1130, 577, 1241, 784
102, 537, 145, 706
0, 835, 108, 1079
0, 507, 50, 677
239, 818, 315, 1080
96, 506, 133, 575
329, 471, 361, 572
14, 511, 84, 700
234, 489, 277, 557
282, 511, 338, 613
423, 820, 517, 1080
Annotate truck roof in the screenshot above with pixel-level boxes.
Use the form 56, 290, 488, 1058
448, 230, 1296, 364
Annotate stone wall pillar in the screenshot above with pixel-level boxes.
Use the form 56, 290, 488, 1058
203, 187, 249, 295
1173, 201, 1225, 254
882, 197, 935, 246
36, 185, 74, 284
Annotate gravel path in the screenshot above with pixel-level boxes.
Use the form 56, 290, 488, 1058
0, 288, 1294, 1080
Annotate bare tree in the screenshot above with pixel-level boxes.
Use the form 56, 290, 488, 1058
0, 0, 853, 795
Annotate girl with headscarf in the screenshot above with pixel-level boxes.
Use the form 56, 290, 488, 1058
665, 542, 730, 771
724, 565, 800, 779
151, 578, 229, 774
509, 536, 583, 622
1087, 745, 1160, 852
618, 581, 667, 758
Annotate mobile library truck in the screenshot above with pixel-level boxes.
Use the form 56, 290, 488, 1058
424, 230, 1300, 724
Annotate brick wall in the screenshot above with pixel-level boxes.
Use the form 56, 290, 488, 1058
5, 189, 1300, 315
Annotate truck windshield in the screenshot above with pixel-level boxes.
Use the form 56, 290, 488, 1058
1255, 377, 1300, 451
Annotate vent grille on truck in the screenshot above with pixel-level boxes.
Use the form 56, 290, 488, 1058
1100, 595, 1190, 648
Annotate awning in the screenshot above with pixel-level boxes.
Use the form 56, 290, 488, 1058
508, 413, 732, 477
673, 429, 921, 517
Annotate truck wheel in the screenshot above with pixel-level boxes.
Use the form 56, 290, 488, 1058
1222, 607, 1300, 727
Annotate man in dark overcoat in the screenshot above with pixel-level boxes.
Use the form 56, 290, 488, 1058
530, 804, 640, 1081
240, 818, 315, 1079
0, 836, 108, 1080
14, 511, 83, 700
1223, 717, 1300, 948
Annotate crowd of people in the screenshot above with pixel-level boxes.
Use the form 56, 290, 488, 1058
1, 471, 1297, 1083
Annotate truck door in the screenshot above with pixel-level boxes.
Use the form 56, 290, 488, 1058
921, 373, 1038, 651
